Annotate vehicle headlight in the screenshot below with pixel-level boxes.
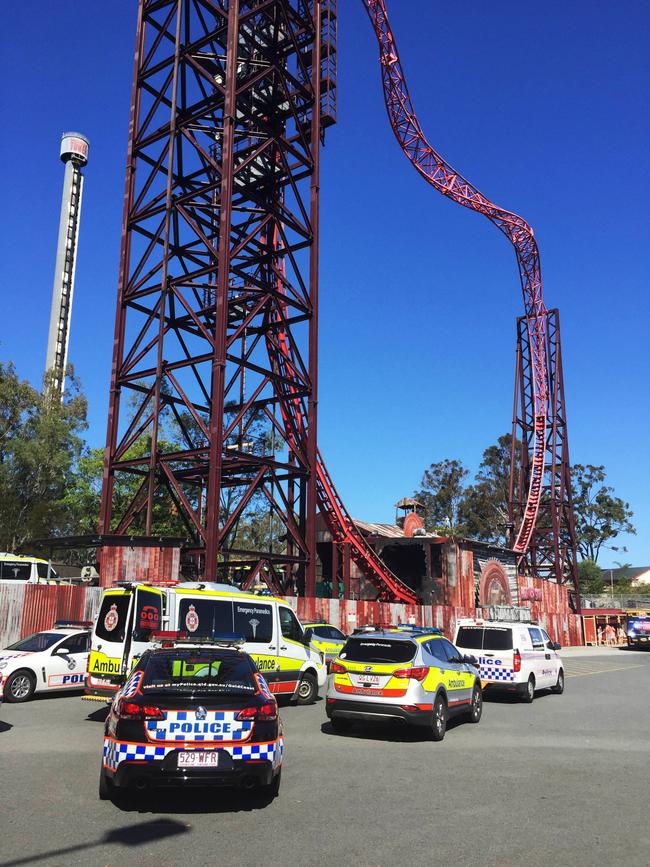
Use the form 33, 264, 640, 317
0, 661, 8, 670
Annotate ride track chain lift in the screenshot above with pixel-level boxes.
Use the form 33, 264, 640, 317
98, 0, 578, 603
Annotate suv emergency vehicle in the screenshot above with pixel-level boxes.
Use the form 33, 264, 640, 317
0, 622, 91, 701
87, 583, 326, 705
302, 622, 347, 667
326, 627, 482, 740
453, 618, 564, 702
100, 633, 282, 799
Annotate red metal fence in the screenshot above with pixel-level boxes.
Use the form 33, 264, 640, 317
0, 584, 581, 648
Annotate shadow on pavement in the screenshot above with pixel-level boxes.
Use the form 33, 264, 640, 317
319, 715, 464, 743
0, 720, 12, 734
110, 786, 277, 815
86, 706, 110, 723
0, 818, 188, 867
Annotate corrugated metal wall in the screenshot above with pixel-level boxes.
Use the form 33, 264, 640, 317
0, 583, 581, 647
0, 586, 103, 648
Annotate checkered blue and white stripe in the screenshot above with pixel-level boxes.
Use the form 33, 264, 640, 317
145, 710, 253, 742
103, 737, 283, 771
478, 659, 514, 682
103, 739, 166, 771
122, 671, 144, 698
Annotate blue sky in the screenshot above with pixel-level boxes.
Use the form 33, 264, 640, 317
1, 1, 648, 567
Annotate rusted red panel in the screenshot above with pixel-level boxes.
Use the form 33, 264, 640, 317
516, 575, 582, 645
98, 545, 181, 586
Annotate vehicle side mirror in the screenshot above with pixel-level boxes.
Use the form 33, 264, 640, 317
132, 628, 153, 642
552, 642, 561, 651
462, 654, 478, 666
303, 628, 313, 645
56, 647, 71, 656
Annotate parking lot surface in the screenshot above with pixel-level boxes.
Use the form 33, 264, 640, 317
1, 647, 649, 867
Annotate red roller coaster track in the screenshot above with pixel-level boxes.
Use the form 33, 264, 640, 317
362, 0, 549, 558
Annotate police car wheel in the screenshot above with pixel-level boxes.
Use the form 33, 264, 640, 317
431, 694, 447, 741
296, 673, 317, 705
4, 670, 36, 703
98, 767, 114, 801
466, 685, 483, 723
261, 769, 281, 798
521, 675, 535, 703
551, 669, 565, 694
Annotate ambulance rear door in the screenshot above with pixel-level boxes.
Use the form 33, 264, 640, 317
88, 588, 134, 686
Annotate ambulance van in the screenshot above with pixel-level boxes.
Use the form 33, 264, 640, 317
453, 618, 564, 702
86, 582, 326, 704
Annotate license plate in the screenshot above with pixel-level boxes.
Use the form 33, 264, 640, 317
177, 751, 219, 769
357, 674, 380, 685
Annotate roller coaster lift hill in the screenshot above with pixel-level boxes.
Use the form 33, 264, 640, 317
96, 1, 579, 603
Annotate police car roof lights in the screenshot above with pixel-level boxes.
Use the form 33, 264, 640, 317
53, 620, 93, 629
396, 624, 443, 635
150, 630, 246, 649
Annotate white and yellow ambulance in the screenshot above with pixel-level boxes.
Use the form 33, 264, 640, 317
86, 582, 326, 704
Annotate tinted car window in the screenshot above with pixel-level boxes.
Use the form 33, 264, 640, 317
133, 589, 162, 641
279, 607, 304, 643
57, 633, 90, 654
455, 626, 484, 650
234, 602, 274, 643
96, 594, 132, 642
140, 650, 257, 695
1, 561, 32, 581
36, 563, 60, 580
313, 626, 345, 640
7, 632, 62, 652
179, 599, 233, 637
528, 627, 544, 649
340, 639, 416, 664
427, 638, 448, 663
482, 628, 513, 651
440, 638, 462, 663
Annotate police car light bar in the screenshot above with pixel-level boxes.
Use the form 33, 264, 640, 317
53, 620, 93, 629
396, 624, 443, 635
150, 630, 245, 649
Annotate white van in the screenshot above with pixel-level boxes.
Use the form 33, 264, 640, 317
86, 582, 326, 705
0, 553, 62, 584
453, 618, 564, 702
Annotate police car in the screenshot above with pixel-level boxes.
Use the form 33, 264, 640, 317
453, 618, 564, 702
326, 627, 482, 740
302, 622, 347, 667
0, 622, 91, 702
100, 632, 283, 800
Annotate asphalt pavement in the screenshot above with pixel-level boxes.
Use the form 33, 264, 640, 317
1, 646, 649, 867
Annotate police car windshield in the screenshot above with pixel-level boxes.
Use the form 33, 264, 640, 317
340, 638, 416, 664
140, 650, 257, 695
6, 632, 63, 652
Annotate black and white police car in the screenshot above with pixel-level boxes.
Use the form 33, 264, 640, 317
0, 622, 91, 702
100, 632, 283, 801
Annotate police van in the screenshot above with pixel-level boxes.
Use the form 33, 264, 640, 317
453, 618, 564, 702
86, 583, 326, 705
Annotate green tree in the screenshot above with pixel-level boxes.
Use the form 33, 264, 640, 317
571, 464, 636, 562
0, 361, 38, 462
577, 559, 604, 595
416, 459, 469, 534
0, 368, 88, 551
459, 433, 516, 545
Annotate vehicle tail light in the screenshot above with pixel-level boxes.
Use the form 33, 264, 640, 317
513, 650, 522, 672
236, 702, 278, 722
392, 667, 428, 681
116, 699, 164, 720
330, 662, 347, 674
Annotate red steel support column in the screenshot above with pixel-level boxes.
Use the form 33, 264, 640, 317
204, 0, 239, 581
305, 1, 322, 597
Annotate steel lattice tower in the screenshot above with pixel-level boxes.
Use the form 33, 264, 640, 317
509, 310, 580, 594
99, 0, 337, 592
